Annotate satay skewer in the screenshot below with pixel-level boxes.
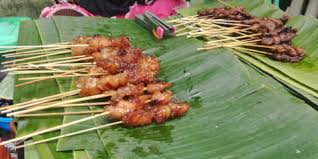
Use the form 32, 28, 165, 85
4, 57, 94, 73
1, 89, 81, 113
12, 102, 110, 112
0, 44, 88, 49
15, 68, 88, 88
47, 102, 110, 108
18, 73, 105, 81
206, 33, 262, 44
1, 50, 72, 65
7, 81, 171, 115
0, 42, 70, 54
3, 55, 87, 69
0, 89, 81, 111
199, 43, 273, 56
3, 47, 71, 58
0, 111, 110, 146
10, 70, 86, 75
15, 110, 105, 118
7, 93, 112, 116
15, 121, 122, 149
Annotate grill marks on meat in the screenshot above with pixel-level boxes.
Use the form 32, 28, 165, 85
122, 101, 190, 126
197, 7, 305, 63
197, 6, 254, 20
77, 77, 101, 96
126, 55, 160, 84
73, 36, 190, 127
70, 35, 131, 56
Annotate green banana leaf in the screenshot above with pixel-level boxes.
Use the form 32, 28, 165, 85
16, 20, 72, 159
179, 0, 318, 100
15, 16, 318, 159
24, 140, 41, 159
15, 2, 318, 158
0, 74, 14, 99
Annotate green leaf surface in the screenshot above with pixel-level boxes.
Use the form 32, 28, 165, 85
179, 0, 318, 98
24, 139, 41, 159
16, 5, 318, 159
16, 20, 72, 159
0, 74, 14, 99
74, 151, 89, 159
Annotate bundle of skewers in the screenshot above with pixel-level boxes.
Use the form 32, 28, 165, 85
0, 35, 190, 149
0, 36, 133, 87
167, 5, 305, 63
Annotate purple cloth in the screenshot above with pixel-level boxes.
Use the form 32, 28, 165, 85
126, 0, 185, 19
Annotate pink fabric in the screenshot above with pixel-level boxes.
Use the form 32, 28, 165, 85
40, 3, 95, 18
125, 0, 186, 19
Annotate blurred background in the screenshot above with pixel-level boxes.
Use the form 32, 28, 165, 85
0, 0, 317, 18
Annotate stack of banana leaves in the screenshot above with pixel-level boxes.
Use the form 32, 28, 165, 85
11, 0, 318, 158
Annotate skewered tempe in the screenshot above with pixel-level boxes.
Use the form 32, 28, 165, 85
196, 6, 305, 63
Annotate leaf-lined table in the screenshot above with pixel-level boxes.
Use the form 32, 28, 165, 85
16, 1, 318, 158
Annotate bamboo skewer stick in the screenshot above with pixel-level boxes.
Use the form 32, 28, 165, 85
21, 101, 110, 111
20, 102, 110, 109
18, 73, 106, 81
0, 90, 80, 111
15, 121, 122, 149
2, 102, 109, 111
0, 99, 40, 111
0, 42, 70, 54
1, 67, 43, 73
11, 70, 85, 75
206, 33, 262, 44
47, 56, 93, 65
1, 90, 81, 114
0, 48, 36, 55
15, 110, 105, 117
166, 15, 199, 23
15, 68, 88, 87
0, 111, 110, 146
5, 57, 92, 73
52, 102, 110, 108
4, 55, 86, 69
231, 46, 273, 55
1, 50, 72, 64
26, 63, 95, 68
204, 39, 268, 49
7, 93, 112, 116
3, 47, 71, 58
0, 44, 88, 49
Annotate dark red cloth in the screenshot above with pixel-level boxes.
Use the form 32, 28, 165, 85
0, 139, 10, 159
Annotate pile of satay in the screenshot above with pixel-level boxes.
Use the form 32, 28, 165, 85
0, 35, 189, 148
168, 6, 305, 63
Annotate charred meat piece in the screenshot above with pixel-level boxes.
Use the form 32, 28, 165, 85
152, 102, 190, 124
88, 66, 109, 75
122, 110, 153, 127
151, 91, 173, 105
146, 82, 172, 93
71, 36, 92, 56
93, 48, 142, 74
86, 36, 131, 54
77, 77, 102, 96
105, 99, 144, 120
111, 83, 145, 101
152, 105, 172, 123
97, 73, 129, 91
126, 55, 160, 84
